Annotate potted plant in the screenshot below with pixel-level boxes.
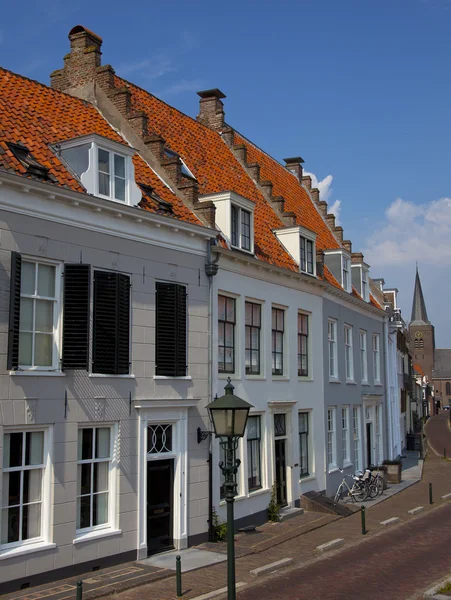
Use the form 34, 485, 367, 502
382, 459, 402, 484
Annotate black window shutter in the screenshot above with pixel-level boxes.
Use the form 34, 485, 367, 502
7, 252, 22, 370
62, 264, 90, 370
92, 271, 130, 374
156, 282, 187, 376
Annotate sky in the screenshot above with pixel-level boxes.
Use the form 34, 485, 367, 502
1, 0, 450, 343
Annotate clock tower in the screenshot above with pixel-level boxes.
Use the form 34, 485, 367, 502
409, 267, 435, 382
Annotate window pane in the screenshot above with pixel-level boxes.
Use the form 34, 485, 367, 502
34, 333, 53, 366
19, 332, 32, 366
114, 154, 125, 178
23, 469, 42, 503
25, 431, 44, 465
247, 416, 259, 439
21, 262, 35, 295
253, 304, 261, 327
3, 471, 20, 506
22, 502, 41, 541
20, 298, 33, 331
77, 496, 91, 529
35, 300, 53, 333
245, 302, 252, 325
218, 296, 226, 321
4, 432, 23, 468
78, 463, 92, 496
2, 506, 20, 544
225, 323, 234, 346
94, 462, 109, 493
114, 177, 126, 201
79, 429, 93, 460
37, 264, 55, 297
95, 428, 110, 459
98, 149, 110, 173
93, 493, 108, 526
99, 172, 110, 196
226, 299, 235, 322
251, 328, 259, 348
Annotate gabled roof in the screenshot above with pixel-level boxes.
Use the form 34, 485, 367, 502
0, 67, 202, 225
411, 267, 429, 325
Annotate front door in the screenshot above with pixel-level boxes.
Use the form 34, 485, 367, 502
275, 439, 288, 507
366, 422, 373, 468
147, 459, 174, 555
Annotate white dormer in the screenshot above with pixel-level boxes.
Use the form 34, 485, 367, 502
351, 260, 371, 302
324, 250, 352, 293
55, 134, 142, 206
199, 191, 255, 254
274, 225, 317, 276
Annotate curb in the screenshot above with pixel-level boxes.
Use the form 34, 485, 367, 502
250, 558, 293, 578
315, 538, 344, 553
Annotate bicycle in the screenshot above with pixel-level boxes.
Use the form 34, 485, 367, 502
334, 468, 368, 503
367, 467, 384, 499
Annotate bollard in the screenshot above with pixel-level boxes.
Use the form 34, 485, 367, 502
429, 483, 433, 505
76, 580, 83, 600
361, 506, 367, 535
176, 555, 182, 598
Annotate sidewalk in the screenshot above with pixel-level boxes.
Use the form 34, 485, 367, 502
4, 418, 451, 600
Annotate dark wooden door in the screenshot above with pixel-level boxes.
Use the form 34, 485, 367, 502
366, 422, 373, 468
147, 459, 174, 555
275, 439, 288, 507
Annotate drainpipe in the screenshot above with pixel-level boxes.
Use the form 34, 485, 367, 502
205, 238, 220, 542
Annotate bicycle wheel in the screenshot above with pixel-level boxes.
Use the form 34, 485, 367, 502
353, 483, 368, 502
368, 482, 378, 499
334, 484, 343, 503
376, 477, 384, 496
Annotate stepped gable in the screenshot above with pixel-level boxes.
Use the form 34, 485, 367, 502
233, 133, 341, 252
0, 67, 201, 225
113, 76, 298, 272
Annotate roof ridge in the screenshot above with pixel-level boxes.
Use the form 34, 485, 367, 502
0, 66, 94, 107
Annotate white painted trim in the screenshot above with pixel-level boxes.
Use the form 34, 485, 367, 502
9, 371, 66, 377
0, 542, 56, 560
73, 529, 122, 544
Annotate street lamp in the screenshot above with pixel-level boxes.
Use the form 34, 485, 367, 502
207, 378, 253, 600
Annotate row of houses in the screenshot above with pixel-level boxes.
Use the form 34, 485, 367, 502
0, 25, 412, 592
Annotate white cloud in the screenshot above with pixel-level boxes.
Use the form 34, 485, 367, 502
155, 79, 206, 97
364, 196, 451, 267
304, 171, 342, 225
117, 56, 175, 80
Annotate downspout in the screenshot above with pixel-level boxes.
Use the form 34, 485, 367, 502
205, 238, 220, 542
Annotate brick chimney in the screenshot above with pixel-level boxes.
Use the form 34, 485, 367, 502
50, 25, 102, 92
343, 240, 352, 253
196, 89, 226, 131
283, 157, 304, 182
351, 252, 365, 264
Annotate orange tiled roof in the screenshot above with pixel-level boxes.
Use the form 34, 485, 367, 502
414, 363, 425, 376
0, 67, 202, 225
369, 294, 382, 309
114, 76, 298, 272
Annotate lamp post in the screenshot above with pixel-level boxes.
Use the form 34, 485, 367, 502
207, 378, 253, 600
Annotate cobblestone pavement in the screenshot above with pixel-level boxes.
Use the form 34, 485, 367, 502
114, 413, 451, 600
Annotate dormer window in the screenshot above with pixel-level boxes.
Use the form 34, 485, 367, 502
362, 269, 369, 302
274, 225, 317, 276
324, 250, 352, 292
54, 134, 142, 207
351, 260, 371, 302
198, 192, 255, 254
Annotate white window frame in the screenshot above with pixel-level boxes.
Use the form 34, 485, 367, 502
361, 268, 369, 302
18, 257, 62, 372
360, 330, 368, 383
75, 424, 118, 540
327, 407, 337, 471
0, 426, 53, 555
353, 407, 362, 472
344, 325, 354, 382
373, 334, 381, 384
298, 411, 311, 478
300, 235, 315, 275
328, 319, 338, 380
342, 256, 350, 292
246, 414, 263, 493
96, 146, 127, 203
231, 204, 253, 252
341, 406, 351, 467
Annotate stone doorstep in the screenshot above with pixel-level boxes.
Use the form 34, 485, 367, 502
250, 558, 293, 578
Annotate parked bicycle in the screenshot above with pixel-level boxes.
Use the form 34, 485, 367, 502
334, 468, 368, 503
366, 466, 384, 498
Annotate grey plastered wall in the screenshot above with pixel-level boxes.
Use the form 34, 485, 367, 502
323, 297, 385, 495
0, 208, 210, 585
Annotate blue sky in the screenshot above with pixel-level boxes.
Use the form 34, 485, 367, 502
2, 0, 451, 343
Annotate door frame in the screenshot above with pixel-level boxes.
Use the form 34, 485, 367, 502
268, 403, 295, 508
137, 402, 194, 559
146, 458, 175, 555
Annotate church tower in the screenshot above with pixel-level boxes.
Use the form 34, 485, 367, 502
409, 266, 435, 381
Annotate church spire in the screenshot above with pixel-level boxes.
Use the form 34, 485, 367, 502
411, 266, 429, 324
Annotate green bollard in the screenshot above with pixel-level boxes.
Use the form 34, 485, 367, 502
429, 482, 433, 505
76, 580, 83, 600
361, 506, 367, 535
176, 555, 182, 598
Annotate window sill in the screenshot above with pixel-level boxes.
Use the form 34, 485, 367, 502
299, 474, 316, 483
328, 466, 339, 474
218, 374, 241, 380
248, 487, 270, 498
89, 374, 135, 379
343, 462, 353, 469
329, 378, 341, 384
361, 381, 370, 386
0, 542, 56, 560
346, 380, 357, 385
298, 376, 313, 382
220, 494, 246, 506
272, 375, 289, 381
374, 383, 383, 387
230, 245, 255, 257
245, 375, 266, 380
74, 528, 122, 545
9, 371, 66, 377
154, 375, 192, 380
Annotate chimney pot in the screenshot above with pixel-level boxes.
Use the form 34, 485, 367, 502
196, 88, 226, 131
